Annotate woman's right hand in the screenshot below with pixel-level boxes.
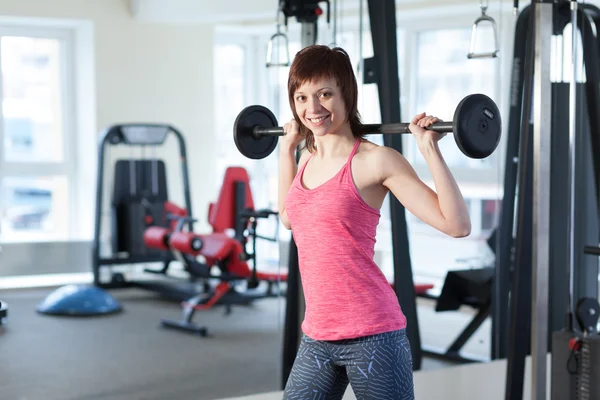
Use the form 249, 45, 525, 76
281, 117, 303, 152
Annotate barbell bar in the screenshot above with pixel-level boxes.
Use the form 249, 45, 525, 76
233, 93, 501, 160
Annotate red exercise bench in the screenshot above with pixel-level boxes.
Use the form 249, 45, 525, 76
144, 166, 286, 335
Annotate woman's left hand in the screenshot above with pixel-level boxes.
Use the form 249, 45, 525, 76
409, 112, 445, 146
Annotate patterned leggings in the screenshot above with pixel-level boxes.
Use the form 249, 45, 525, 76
283, 329, 414, 400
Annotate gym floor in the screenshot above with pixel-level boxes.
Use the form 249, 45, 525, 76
0, 286, 490, 400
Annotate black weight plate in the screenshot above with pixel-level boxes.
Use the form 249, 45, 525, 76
453, 94, 502, 159
233, 105, 279, 160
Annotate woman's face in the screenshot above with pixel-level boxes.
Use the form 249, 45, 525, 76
293, 77, 347, 138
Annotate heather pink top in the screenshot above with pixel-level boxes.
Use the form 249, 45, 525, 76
285, 139, 407, 340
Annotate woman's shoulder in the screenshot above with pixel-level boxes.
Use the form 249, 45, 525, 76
358, 138, 378, 149
356, 139, 409, 176
357, 139, 398, 159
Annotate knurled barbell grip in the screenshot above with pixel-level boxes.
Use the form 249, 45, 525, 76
253, 121, 455, 138
360, 121, 454, 135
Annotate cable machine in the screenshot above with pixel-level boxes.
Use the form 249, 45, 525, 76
498, 1, 600, 399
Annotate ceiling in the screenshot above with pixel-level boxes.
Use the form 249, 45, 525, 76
129, 0, 471, 25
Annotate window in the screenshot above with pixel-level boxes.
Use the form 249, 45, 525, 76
410, 28, 499, 170
214, 43, 250, 179
0, 32, 74, 243
407, 26, 503, 284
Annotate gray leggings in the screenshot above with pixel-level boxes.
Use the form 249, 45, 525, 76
283, 329, 414, 400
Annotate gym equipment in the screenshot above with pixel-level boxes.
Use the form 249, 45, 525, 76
551, 294, 600, 400
421, 268, 495, 363
552, 332, 600, 400
37, 285, 122, 316
234, 93, 502, 160
467, 0, 500, 59
266, 1, 291, 68
498, 3, 600, 399
91, 123, 201, 301
417, 229, 497, 363
145, 167, 287, 336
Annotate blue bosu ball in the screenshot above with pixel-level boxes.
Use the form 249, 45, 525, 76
37, 284, 122, 316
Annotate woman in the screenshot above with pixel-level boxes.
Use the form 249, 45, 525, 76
279, 45, 471, 399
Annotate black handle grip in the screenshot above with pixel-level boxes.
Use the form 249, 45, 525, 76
584, 246, 600, 256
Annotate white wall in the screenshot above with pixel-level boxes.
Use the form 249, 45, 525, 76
0, 0, 216, 278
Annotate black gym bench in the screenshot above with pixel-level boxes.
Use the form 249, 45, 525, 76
418, 266, 494, 364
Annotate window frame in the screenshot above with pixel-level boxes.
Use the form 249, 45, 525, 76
0, 24, 79, 243
0, 26, 75, 174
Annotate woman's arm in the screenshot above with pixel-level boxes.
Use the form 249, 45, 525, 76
278, 147, 296, 230
278, 148, 309, 230
378, 114, 471, 237
278, 118, 306, 230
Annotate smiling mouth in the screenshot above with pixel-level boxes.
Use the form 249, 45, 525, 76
307, 115, 330, 123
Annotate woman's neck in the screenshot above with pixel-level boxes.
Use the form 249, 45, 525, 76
312, 127, 357, 159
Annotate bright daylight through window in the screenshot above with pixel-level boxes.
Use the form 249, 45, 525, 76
0, 36, 70, 242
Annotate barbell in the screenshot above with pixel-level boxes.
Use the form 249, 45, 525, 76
233, 93, 501, 160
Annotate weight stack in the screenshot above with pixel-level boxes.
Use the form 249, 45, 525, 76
552, 330, 600, 400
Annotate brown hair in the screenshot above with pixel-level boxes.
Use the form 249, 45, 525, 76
287, 45, 364, 153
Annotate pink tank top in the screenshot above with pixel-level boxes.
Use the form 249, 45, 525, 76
285, 139, 407, 340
